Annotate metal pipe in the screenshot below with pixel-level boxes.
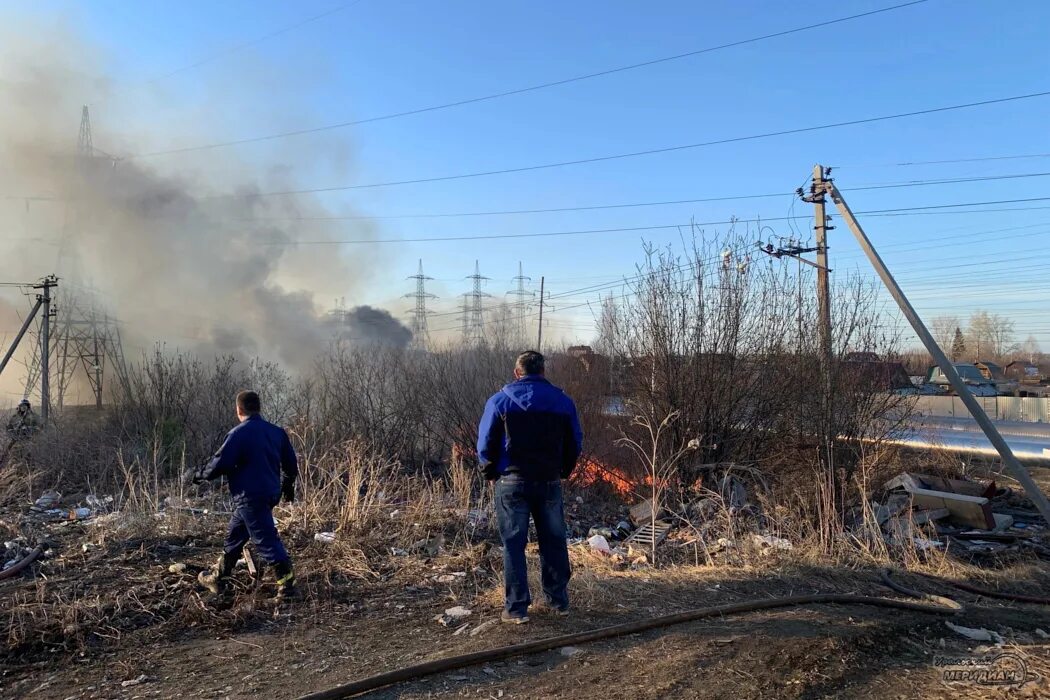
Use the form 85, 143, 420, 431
826, 175, 1050, 525
881, 426, 1050, 466
0, 298, 42, 378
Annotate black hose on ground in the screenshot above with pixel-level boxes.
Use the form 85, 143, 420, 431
946, 578, 1050, 605
297, 577, 962, 700
0, 543, 49, 581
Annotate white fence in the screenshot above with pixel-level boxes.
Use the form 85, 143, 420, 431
911, 396, 1050, 423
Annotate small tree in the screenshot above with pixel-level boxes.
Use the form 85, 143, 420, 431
951, 327, 966, 362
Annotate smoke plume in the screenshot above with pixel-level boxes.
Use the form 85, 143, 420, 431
0, 19, 411, 401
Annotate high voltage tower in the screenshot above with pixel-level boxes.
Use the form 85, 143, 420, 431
506, 262, 534, 347
25, 107, 131, 410
404, 259, 436, 349
462, 261, 490, 345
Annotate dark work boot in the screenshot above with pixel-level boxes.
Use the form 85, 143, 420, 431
198, 552, 237, 595
272, 560, 298, 601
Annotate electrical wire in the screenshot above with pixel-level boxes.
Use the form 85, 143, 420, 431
128, 1, 931, 159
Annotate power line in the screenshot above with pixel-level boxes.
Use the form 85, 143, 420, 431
262, 197, 1050, 245
128, 0, 930, 159
840, 152, 1050, 168
207, 90, 1050, 196
217, 171, 1050, 222
113, 1, 364, 93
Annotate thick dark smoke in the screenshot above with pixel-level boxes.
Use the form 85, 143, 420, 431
338, 305, 413, 347
0, 20, 411, 400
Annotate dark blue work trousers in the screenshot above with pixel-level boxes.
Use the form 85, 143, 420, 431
223, 497, 290, 565
495, 475, 571, 616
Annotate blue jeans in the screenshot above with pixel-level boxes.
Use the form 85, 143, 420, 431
224, 497, 290, 565
494, 475, 571, 616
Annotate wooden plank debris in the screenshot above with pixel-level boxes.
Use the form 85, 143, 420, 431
910, 488, 994, 529
624, 520, 672, 548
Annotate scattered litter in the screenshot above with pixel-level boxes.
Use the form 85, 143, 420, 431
560, 646, 581, 657
313, 532, 336, 544
466, 509, 489, 528
470, 620, 497, 637
390, 547, 408, 556
436, 606, 474, 626
1035, 629, 1049, 639
912, 537, 944, 551
587, 534, 611, 554
751, 534, 793, 552
588, 526, 617, 540
69, 507, 92, 520
168, 563, 187, 574
120, 675, 150, 688
945, 621, 1004, 644
452, 623, 470, 636
33, 490, 61, 509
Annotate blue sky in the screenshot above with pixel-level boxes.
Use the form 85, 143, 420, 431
12, 0, 1050, 347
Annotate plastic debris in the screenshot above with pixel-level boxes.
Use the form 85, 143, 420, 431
587, 534, 611, 554
945, 621, 1004, 644
314, 532, 336, 544
33, 490, 61, 509
751, 534, 793, 552
121, 675, 150, 688
168, 563, 187, 574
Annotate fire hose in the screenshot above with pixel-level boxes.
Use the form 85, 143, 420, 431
297, 570, 964, 700
0, 543, 49, 581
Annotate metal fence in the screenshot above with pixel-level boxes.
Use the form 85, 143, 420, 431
911, 396, 1050, 423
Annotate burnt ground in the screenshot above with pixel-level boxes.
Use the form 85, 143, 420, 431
3, 524, 1050, 700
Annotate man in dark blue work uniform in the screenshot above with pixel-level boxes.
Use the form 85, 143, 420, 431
194, 390, 299, 599
477, 351, 583, 624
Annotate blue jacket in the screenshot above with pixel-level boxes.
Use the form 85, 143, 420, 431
196, 414, 298, 503
477, 375, 583, 481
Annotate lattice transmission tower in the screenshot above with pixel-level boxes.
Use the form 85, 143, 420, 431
404, 260, 436, 349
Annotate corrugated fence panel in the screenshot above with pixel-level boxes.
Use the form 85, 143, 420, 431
911, 396, 1050, 422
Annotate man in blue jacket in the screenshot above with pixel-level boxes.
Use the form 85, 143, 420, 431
194, 390, 299, 599
477, 351, 583, 624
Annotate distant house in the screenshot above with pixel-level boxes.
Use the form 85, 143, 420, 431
840, 359, 913, 392
925, 363, 998, 396
974, 361, 1006, 382
1005, 361, 1043, 384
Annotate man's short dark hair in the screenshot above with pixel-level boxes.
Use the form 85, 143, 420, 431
515, 350, 545, 375
237, 390, 261, 415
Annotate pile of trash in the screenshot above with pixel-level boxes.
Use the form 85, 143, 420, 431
857, 471, 1049, 558
26, 490, 114, 523
576, 464, 785, 564
2, 538, 32, 572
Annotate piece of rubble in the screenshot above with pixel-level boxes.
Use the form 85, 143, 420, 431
945, 621, 1004, 644
452, 623, 470, 636
470, 620, 497, 637
120, 675, 150, 688
168, 563, 187, 574
444, 606, 472, 619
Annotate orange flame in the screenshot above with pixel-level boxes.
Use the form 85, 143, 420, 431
573, 457, 637, 497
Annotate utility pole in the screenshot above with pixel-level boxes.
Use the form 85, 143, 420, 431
819, 169, 1050, 526
36, 276, 56, 423
536, 276, 545, 351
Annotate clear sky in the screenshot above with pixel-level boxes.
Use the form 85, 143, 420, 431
7, 0, 1050, 349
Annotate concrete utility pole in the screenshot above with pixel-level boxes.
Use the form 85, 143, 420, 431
36, 276, 57, 423
536, 277, 546, 351
817, 166, 1050, 525
0, 296, 43, 378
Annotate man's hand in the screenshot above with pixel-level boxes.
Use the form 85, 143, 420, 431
281, 480, 295, 503
182, 467, 202, 486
